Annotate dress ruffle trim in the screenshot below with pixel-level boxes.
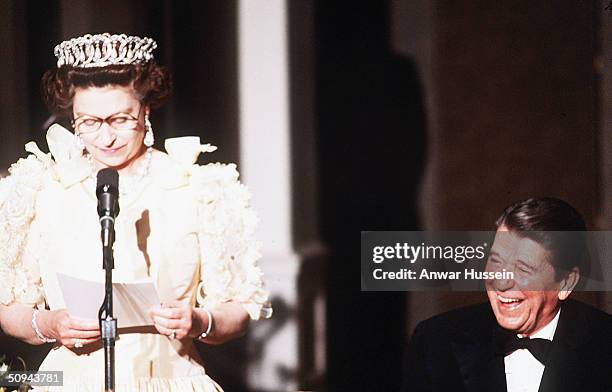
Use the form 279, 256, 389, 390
162, 136, 272, 320
0, 154, 48, 306
34, 374, 223, 392
0, 124, 85, 306
190, 163, 272, 320
1, 125, 272, 320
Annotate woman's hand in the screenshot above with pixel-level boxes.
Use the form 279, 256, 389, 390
39, 309, 100, 348
149, 301, 249, 344
149, 301, 203, 340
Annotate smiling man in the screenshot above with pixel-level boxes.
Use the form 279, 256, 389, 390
402, 197, 612, 392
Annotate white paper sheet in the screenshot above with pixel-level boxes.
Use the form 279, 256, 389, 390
57, 273, 160, 328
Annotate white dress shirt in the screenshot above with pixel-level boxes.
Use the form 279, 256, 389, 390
504, 309, 560, 392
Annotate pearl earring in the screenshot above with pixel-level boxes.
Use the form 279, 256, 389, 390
144, 114, 154, 147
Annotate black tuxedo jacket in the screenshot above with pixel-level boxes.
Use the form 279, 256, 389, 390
402, 299, 612, 392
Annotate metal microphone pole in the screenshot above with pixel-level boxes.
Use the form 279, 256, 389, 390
100, 234, 117, 392
97, 170, 119, 392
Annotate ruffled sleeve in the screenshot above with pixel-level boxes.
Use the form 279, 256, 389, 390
0, 150, 49, 307
191, 163, 272, 320
164, 137, 271, 320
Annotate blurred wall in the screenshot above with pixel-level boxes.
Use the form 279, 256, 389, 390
598, 0, 612, 315
395, 0, 597, 231
315, 2, 426, 391
0, 2, 53, 170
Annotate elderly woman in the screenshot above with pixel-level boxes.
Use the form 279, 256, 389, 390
0, 33, 271, 391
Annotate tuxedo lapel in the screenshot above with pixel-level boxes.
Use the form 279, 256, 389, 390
450, 307, 507, 392
451, 336, 507, 392
537, 340, 576, 392
538, 301, 590, 392
484, 356, 507, 392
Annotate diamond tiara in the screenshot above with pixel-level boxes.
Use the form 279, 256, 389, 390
54, 33, 157, 68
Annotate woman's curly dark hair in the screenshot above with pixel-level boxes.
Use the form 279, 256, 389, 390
41, 61, 171, 118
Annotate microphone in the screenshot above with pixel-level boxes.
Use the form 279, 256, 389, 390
96, 169, 120, 248
96, 169, 120, 391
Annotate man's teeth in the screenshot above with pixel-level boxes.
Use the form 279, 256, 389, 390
498, 295, 521, 303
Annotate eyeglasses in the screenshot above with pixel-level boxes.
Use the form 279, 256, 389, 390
73, 104, 143, 134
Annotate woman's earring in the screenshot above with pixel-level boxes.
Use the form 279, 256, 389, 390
144, 114, 155, 148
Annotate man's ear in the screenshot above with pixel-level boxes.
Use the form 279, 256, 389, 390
558, 266, 580, 301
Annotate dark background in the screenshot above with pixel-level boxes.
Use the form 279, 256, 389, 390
1, 1, 611, 391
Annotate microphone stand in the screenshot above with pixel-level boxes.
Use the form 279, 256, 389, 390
99, 217, 117, 392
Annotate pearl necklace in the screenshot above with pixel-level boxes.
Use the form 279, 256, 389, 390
88, 147, 153, 196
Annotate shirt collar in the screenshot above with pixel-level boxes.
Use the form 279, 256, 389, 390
521, 308, 561, 341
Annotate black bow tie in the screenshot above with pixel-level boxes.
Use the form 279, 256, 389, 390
495, 329, 552, 365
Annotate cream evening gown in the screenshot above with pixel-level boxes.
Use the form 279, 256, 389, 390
0, 125, 271, 391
